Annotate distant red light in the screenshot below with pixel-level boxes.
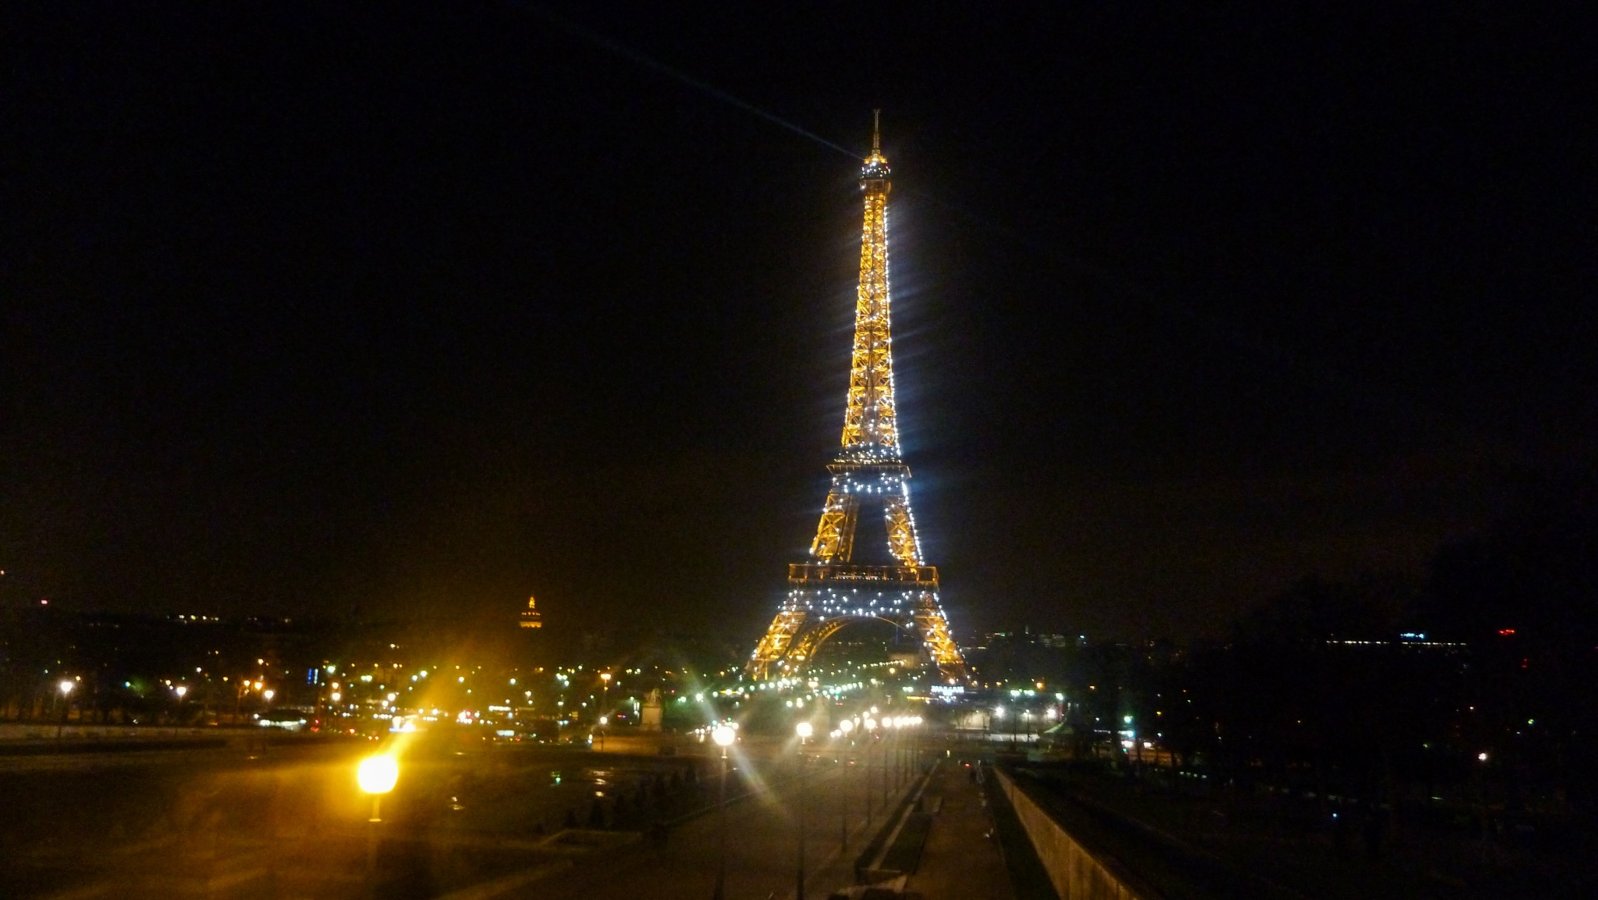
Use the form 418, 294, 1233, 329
1497, 628, 1516, 636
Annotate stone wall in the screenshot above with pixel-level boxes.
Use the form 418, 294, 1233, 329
993, 768, 1145, 900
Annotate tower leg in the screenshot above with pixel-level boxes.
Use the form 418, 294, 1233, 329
747, 608, 809, 680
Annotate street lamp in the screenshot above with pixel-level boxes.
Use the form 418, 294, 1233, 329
863, 718, 877, 825
56, 679, 75, 739
887, 717, 900, 787
712, 723, 736, 900
357, 752, 400, 884
838, 718, 855, 850
795, 721, 813, 900
880, 719, 892, 808
357, 753, 400, 816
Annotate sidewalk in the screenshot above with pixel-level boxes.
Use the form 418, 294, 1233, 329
899, 759, 1017, 900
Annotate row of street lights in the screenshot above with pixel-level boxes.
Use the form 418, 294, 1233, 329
699, 712, 926, 900
716, 718, 823, 900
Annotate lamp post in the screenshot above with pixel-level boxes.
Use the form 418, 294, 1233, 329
908, 718, 916, 775
233, 679, 264, 726
712, 723, 736, 900
56, 679, 75, 739
863, 717, 877, 826
898, 718, 907, 785
880, 719, 891, 808
795, 721, 813, 900
838, 718, 854, 850
357, 752, 400, 885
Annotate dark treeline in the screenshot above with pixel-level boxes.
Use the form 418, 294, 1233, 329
987, 464, 1598, 819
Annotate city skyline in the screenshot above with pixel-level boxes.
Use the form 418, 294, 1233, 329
5, 5, 1592, 644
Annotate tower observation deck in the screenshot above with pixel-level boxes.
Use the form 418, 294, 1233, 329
747, 113, 967, 683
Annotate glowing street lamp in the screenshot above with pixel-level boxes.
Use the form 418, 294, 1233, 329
838, 717, 855, 849
880, 719, 892, 805
56, 680, 75, 739
712, 724, 737, 900
357, 753, 400, 807
357, 752, 400, 881
356, 754, 399, 888
863, 717, 878, 826
795, 721, 813, 899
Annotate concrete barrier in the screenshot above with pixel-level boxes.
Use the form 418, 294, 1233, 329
993, 767, 1146, 900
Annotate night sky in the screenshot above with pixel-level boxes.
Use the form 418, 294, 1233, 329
5, 4, 1593, 644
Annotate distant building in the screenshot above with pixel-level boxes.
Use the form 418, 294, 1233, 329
519, 596, 543, 630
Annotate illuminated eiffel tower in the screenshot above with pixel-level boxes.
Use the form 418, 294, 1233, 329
747, 114, 966, 683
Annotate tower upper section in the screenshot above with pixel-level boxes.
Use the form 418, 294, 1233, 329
839, 111, 901, 461
860, 112, 892, 184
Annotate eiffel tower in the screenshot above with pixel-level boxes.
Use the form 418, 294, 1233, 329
747, 113, 966, 683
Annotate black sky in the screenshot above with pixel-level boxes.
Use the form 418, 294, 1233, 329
4, 3, 1594, 644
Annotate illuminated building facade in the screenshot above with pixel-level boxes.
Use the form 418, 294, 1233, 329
748, 114, 967, 682
519, 595, 543, 630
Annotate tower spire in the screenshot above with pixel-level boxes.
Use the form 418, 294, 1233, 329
846, 115, 897, 455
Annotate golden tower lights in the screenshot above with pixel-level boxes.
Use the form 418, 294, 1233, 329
748, 113, 967, 682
